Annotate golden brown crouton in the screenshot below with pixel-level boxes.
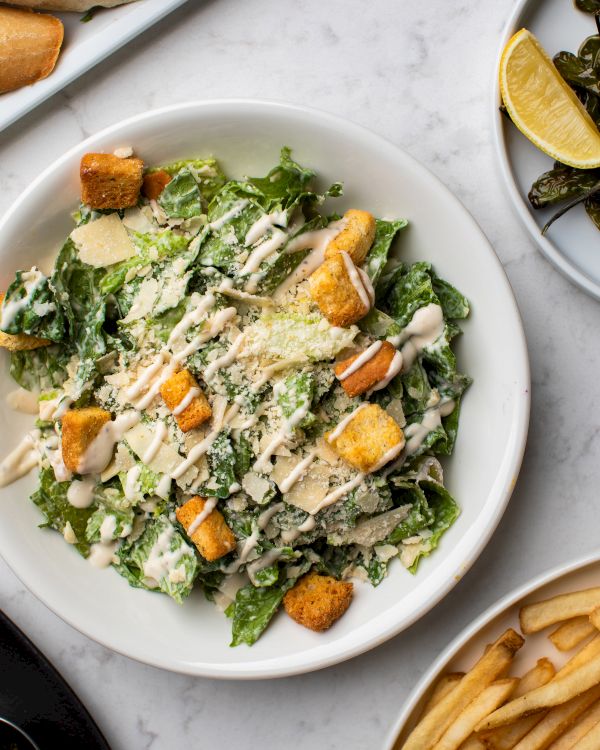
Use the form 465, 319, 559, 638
61, 407, 112, 473
326, 403, 405, 473
0, 292, 50, 352
283, 572, 353, 632
160, 369, 211, 433
142, 170, 172, 200
309, 253, 372, 328
176, 496, 236, 562
80, 153, 144, 210
325, 209, 376, 265
335, 340, 397, 397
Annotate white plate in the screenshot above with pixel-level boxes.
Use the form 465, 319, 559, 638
384, 551, 600, 748
0, 100, 530, 678
0, 0, 188, 132
493, 0, 600, 300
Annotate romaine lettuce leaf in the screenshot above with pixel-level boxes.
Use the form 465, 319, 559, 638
30, 466, 96, 557
125, 516, 198, 603
364, 218, 407, 285
1, 269, 65, 341
230, 582, 285, 647
158, 168, 202, 219
10, 344, 71, 391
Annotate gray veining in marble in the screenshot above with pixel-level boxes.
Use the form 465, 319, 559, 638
3, 0, 600, 747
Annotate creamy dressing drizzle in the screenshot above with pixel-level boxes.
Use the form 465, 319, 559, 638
241, 228, 288, 276
124, 465, 141, 501
341, 251, 371, 310
404, 399, 455, 455
167, 293, 216, 346
327, 403, 368, 443
0, 431, 40, 487
155, 473, 172, 499
244, 209, 288, 246
208, 200, 250, 231
142, 421, 167, 464
338, 341, 383, 381
171, 307, 237, 363
273, 221, 345, 299
0, 267, 45, 329
99, 514, 117, 543
77, 411, 140, 475
142, 524, 193, 583
187, 496, 218, 536
172, 387, 200, 416
204, 333, 245, 382
253, 383, 311, 473
310, 473, 365, 515
67, 476, 96, 508
88, 541, 117, 568
279, 450, 317, 493
224, 503, 284, 574
387, 303, 444, 372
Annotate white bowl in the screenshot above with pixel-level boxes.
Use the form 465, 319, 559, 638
0, 100, 530, 678
493, 0, 600, 299
384, 551, 600, 748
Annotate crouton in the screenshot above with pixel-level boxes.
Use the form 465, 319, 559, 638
80, 152, 144, 210
325, 209, 376, 265
283, 572, 353, 631
335, 340, 398, 397
176, 496, 236, 562
309, 253, 372, 328
160, 369, 211, 433
142, 170, 172, 200
61, 407, 111, 473
326, 403, 405, 473
0, 292, 50, 352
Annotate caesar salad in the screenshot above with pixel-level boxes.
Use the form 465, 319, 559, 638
0, 147, 471, 645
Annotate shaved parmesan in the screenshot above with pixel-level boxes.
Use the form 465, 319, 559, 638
125, 422, 198, 488
273, 456, 331, 513
70, 213, 137, 268
329, 505, 412, 547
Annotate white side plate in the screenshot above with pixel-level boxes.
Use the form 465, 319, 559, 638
384, 551, 600, 748
0, 100, 530, 678
0, 0, 188, 132
493, 0, 600, 299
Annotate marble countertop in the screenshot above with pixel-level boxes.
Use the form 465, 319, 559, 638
2, 0, 600, 747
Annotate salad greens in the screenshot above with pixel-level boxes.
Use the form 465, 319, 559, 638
0, 148, 471, 646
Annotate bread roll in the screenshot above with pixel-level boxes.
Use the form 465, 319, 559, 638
0, 7, 64, 94
5, 1, 132, 9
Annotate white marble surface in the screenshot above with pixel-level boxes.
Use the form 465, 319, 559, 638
2, 0, 600, 747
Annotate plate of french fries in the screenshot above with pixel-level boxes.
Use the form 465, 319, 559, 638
386, 552, 600, 749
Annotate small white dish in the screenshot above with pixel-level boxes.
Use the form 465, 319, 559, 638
384, 551, 600, 748
0, 0, 189, 132
493, 0, 600, 300
0, 100, 530, 678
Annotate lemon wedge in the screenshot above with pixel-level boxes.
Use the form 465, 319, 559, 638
500, 28, 600, 169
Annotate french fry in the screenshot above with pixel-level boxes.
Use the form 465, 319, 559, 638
459, 738, 485, 749
547, 699, 600, 749
402, 629, 524, 750
589, 606, 600, 631
574, 717, 600, 750
520, 588, 600, 634
419, 674, 465, 718
549, 617, 596, 652
512, 685, 600, 749
555, 634, 600, 679
434, 679, 518, 750
479, 659, 556, 749
476, 653, 600, 731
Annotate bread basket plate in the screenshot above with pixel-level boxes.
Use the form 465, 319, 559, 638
0, 0, 188, 132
